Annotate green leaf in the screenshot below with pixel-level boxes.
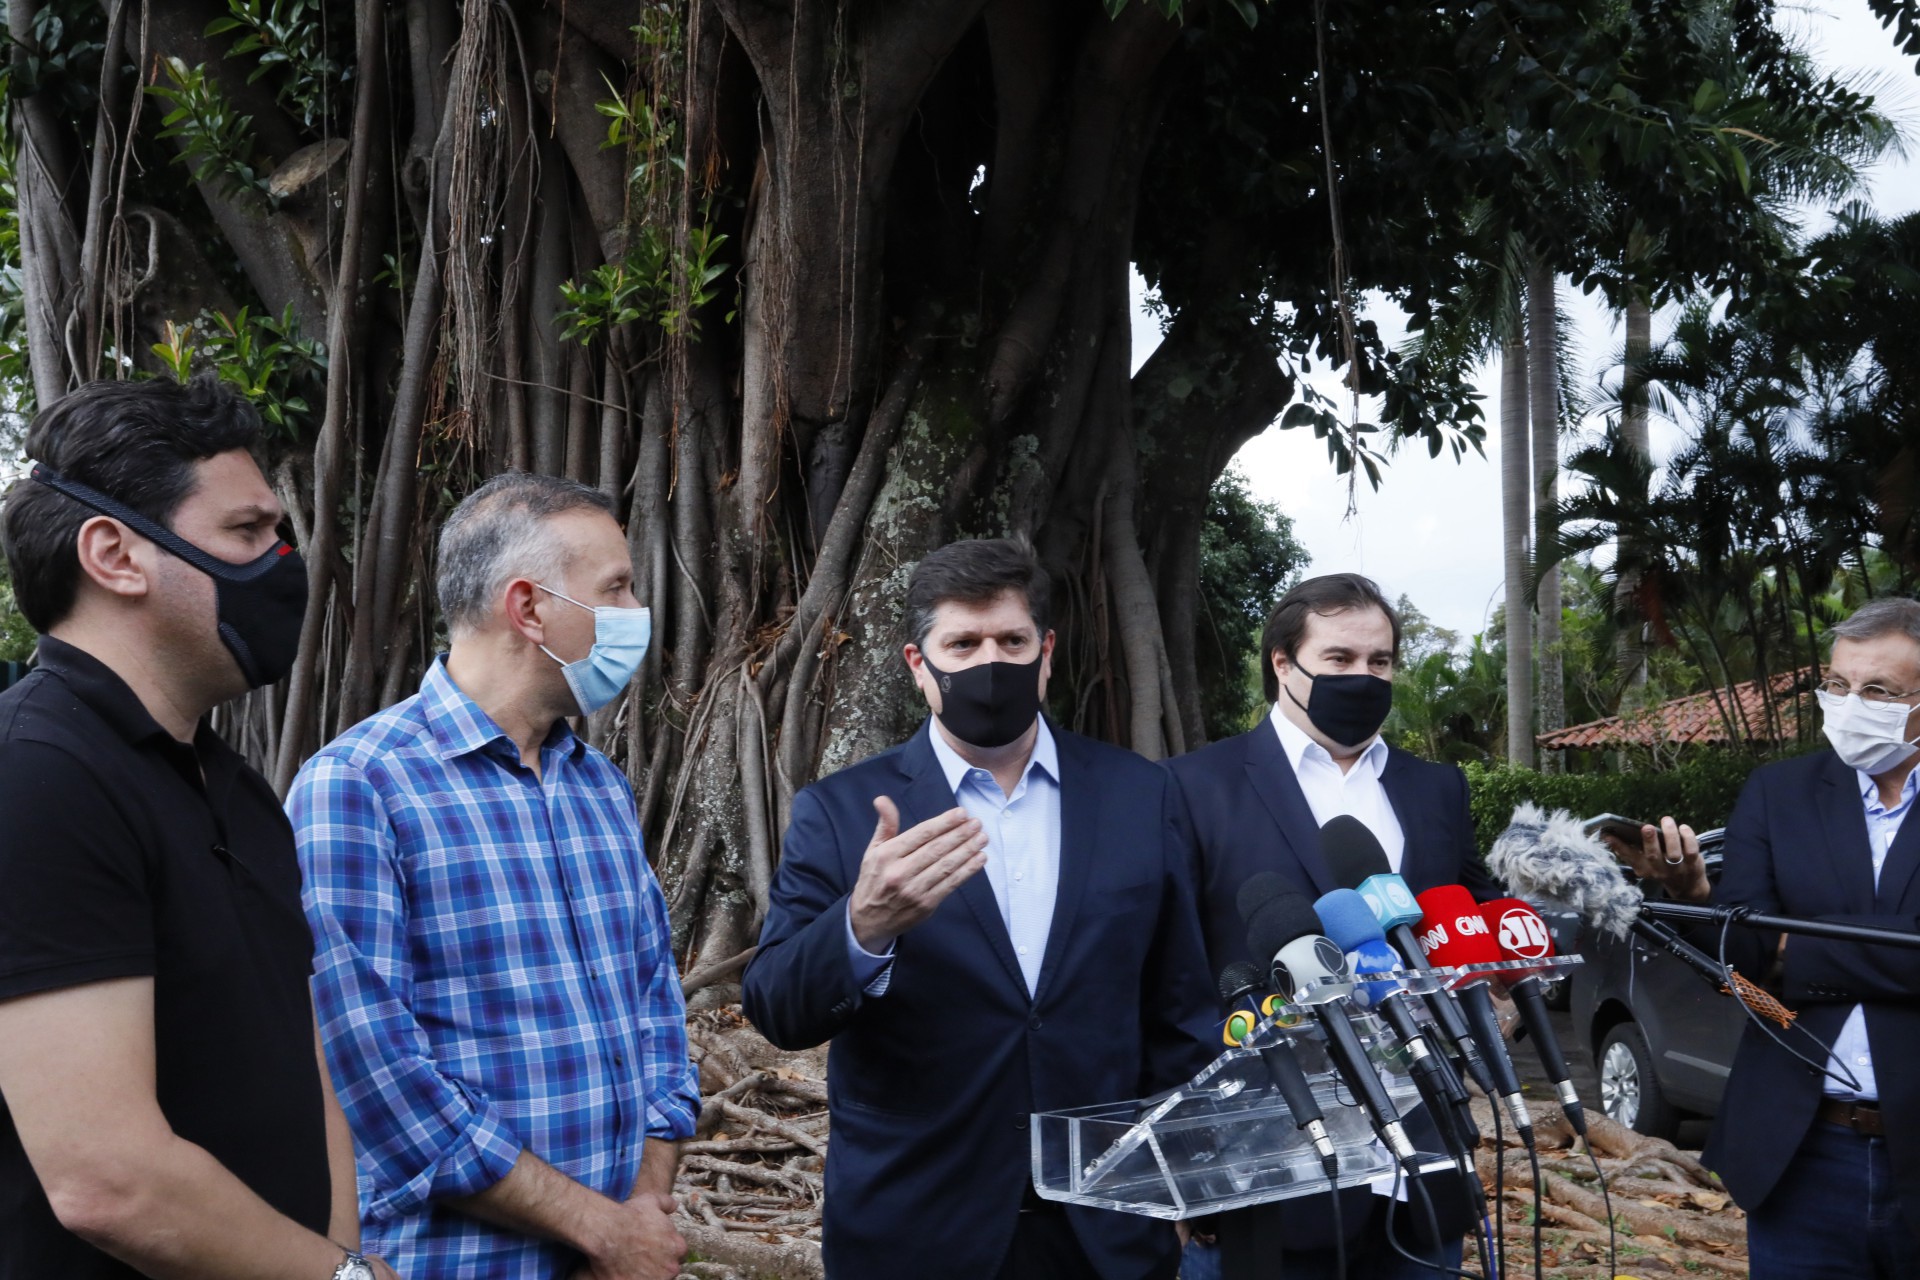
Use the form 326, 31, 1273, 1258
1279, 402, 1317, 430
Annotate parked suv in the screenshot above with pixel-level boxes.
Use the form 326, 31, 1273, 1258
1568, 828, 1750, 1139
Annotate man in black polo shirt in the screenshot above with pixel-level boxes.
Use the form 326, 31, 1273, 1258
0, 377, 398, 1280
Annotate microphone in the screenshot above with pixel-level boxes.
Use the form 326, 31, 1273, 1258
1489, 803, 1753, 995
1316, 889, 1485, 1171
1318, 816, 1495, 1096
1414, 884, 1536, 1144
1242, 881, 1418, 1166
1219, 961, 1340, 1175
1481, 897, 1588, 1136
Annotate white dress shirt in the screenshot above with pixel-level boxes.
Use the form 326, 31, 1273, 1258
847, 719, 1063, 996
1269, 704, 1407, 872
1822, 765, 1919, 1101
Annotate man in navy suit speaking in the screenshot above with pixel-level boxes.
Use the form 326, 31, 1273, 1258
1166, 573, 1496, 1280
742, 538, 1215, 1280
1624, 597, 1920, 1280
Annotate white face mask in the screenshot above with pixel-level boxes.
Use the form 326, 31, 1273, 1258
1818, 689, 1920, 776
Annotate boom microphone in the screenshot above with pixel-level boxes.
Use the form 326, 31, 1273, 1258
1489, 802, 1749, 992
1481, 896, 1588, 1136
1318, 816, 1495, 1096
1242, 881, 1417, 1165
1414, 884, 1535, 1144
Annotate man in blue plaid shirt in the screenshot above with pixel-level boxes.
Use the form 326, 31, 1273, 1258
291, 472, 698, 1280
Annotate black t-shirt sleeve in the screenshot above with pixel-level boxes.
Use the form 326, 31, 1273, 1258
0, 739, 155, 1000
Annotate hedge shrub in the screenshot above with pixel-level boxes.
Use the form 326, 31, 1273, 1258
1461, 749, 1811, 855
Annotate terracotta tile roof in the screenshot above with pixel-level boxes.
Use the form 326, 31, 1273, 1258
1537, 669, 1813, 750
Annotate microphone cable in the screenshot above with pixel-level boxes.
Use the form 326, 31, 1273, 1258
1489, 1094, 1507, 1279
1523, 1138, 1544, 1280
1381, 1161, 1483, 1279
1329, 1178, 1346, 1280
1585, 1142, 1616, 1280
1716, 914, 1865, 1094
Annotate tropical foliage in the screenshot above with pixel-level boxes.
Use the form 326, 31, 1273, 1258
3, 0, 1918, 957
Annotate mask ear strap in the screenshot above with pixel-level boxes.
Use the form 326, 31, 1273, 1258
31, 463, 230, 577
32, 463, 296, 583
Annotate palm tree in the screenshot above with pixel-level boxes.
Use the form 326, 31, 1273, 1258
1501, 312, 1535, 768
1618, 289, 1653, 693
1528, 257, 1565, 770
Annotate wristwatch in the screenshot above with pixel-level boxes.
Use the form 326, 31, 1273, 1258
332, 1251, 376, 1280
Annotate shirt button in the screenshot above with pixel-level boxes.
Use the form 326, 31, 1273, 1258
1017, 946, 1028, 956
1014, 871, 1024, 882
1858, 1056, 1871, 1065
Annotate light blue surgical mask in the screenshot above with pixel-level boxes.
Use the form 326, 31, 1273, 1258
536, 584, 651, 715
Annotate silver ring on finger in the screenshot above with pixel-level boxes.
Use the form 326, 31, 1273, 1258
1664, 854, 1684, 865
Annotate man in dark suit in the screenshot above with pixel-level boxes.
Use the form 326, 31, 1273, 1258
1166, 573, 1495, 1280
1625, 597, 1920, 1279
742, 538, 1217, 1280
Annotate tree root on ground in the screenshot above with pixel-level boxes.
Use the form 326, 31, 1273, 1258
674, 1008, 827, 1280
1469, 1097, 1749, 1278
671, 1014, 1753, 1280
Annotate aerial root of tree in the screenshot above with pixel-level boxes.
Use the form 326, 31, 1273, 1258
676, 1008, 827, 1280
1469, 1097, 1748, 1278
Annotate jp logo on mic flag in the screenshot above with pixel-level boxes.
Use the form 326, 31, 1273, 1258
1495, 906, 1552, 958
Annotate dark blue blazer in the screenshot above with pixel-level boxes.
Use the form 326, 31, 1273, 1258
1704, 749, 1920, 1224
1164, 721, 1497, 982
1163, 722, 1496, 1260
742, 719, 1218, 1280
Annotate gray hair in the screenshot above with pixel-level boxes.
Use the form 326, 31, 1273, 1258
1831, 597, 1920, 652
435, 472, 615, 635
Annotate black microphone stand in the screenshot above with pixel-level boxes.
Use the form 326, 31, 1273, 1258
1640, 901, 1920, 950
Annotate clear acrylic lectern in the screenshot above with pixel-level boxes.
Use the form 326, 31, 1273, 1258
1030, 958, 1582, 1219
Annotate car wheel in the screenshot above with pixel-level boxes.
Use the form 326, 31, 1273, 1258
1598, 1021, 1679, 1140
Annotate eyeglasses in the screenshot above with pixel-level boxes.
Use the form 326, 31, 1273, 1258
1817, 677, 1920, 705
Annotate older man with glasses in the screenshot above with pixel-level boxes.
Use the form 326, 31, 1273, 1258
1626, 597, 1920, 1280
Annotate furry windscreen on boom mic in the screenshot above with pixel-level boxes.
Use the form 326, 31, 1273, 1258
1488, 802, 1644, 940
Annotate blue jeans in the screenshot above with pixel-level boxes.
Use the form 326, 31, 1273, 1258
1747, 1121, 1918, 1280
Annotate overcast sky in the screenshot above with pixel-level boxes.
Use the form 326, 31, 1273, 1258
1132, 0, 1920, 640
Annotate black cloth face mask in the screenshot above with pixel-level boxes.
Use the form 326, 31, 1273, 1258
1284, 663, 1395, 748
32, 464, 309, 689
921, 652, 1044, 749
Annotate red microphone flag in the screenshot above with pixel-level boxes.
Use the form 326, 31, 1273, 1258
1480, 896, 1556, 979
1412, 884, 1501, 967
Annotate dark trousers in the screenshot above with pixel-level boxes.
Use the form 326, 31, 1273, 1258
1205, 1220, 1459, 1274
995, 1202, 1102, 1280
1747, 1121, 1919, 1280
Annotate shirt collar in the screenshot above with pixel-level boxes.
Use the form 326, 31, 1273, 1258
36, 634, 197, 747
420, 655, 581, 763
1858, 762, 1920, 816
927, 714, 1059, 796
1269, 701, 1389, 779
